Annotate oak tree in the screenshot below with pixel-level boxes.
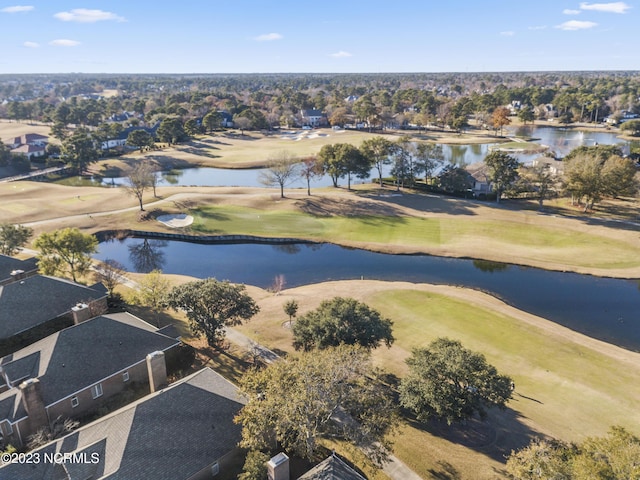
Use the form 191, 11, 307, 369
399, 338, 513, 425
0, 223, 33, 256
34, 228, 98, 282
484, 150, 519, 203
292, 297, 394, 351
235, 345, 397, 463
166, 278, 259, 346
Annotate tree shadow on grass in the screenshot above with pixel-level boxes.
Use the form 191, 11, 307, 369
295, 196, 406, 218
179, 146, 221, 159
429, 461, 461, 480
403, 404, 548, 465
361, 190, 479, 216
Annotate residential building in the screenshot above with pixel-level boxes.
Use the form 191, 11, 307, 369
297, 453, 367, 480
100, 124, 159, 151
0, 367, 246, 479
0, 275, 108, 357
0, 255, 38, 286
9, 144, 46, 160
7, 134, 48, 149
6, 133, 49, 160
0, 312, 180, 447
300, 109, 326, 127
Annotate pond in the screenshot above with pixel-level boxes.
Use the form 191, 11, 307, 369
88, 126, 627, 189
95, 238, 640, 352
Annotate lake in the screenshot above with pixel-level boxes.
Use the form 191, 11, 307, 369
90, 126, 628, 189
95, 238, 640, 352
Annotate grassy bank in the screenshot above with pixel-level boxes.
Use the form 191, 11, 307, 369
9, 181, 640, 277
187, 199, 640, 274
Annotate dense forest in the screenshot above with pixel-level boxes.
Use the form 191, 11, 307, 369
2, 71, 640, 131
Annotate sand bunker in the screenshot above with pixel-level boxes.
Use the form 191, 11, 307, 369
156, 213, 194, 228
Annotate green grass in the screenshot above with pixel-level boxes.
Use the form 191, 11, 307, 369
189, 204, 640, 270
238, 282, 640, 479
363, 289, 640, 479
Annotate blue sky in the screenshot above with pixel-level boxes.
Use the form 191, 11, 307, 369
0, 1, 637, 73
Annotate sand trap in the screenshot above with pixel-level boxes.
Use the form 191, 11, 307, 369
156, 213, 194, 228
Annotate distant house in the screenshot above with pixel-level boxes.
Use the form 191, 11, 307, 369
7, 133, 49, 160
9, 144, 46, 160
0, 367, 246, 479
0, 312, 181, 447
0, 255, 38, 287
508, 101, 522, 115
604, 110, 640, 125
0, 275, 108, 357
466, 162, 492, 198
219, 111, 234, 128
300, 109, 326, 127
7, 133, 48, 149
101, 124, 159, 150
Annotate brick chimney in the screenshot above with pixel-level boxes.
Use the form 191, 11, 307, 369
10, 270, 25, 282
267, 452, 290, 480
71, 303, 92, 324
146, 351, 167, 393
19, 378, 49, 434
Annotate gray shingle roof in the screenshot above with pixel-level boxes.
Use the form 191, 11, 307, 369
298, 454, 367, 480
0, 313, 179, 411
0, 368, 246, 480
0, 275, 107, 340
0, 255, 37, 283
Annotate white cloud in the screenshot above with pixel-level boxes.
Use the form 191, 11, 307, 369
563, 9, 581, 14
49, 39, 81, 47
556, 20, 598, 30
500, 31, 515, 36
1, 5, 34, 13
23, 41, 39, 48
54, 8, 125, 23
528, 25, 547, 30
579, 2, 631, 13
254, 33, 283, 41
329, 51, 353, 58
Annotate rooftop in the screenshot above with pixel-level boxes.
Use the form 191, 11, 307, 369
0, 368, 246, 480
0, 313, 179, 413
0, 255, 37, 284
0, 275, 107, 340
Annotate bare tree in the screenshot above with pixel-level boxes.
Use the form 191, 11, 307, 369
300, 155, 323, 195
94, 258, 126, 297
125, 161, 155, 211
259, 151, 300, 198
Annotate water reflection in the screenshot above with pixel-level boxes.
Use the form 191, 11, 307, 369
89, 126, 628, 188
472, 260, 510, 273
95, 238, 640, 351
271, 244, 302, 255
127, 238, 167, 273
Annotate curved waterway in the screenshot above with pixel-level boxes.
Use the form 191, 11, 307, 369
95, 238, 640, 352
85, 126, 629, 188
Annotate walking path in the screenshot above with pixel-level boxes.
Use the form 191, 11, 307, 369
0, 165, 72, 183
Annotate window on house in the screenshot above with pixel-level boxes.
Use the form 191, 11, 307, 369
91, 383, 103, 399
71, 396, 79, 408
122, 371, 130, 382
211, 462, 219, 476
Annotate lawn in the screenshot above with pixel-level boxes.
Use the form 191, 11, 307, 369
189, 202, 640, 272
233, 280, 640, 480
